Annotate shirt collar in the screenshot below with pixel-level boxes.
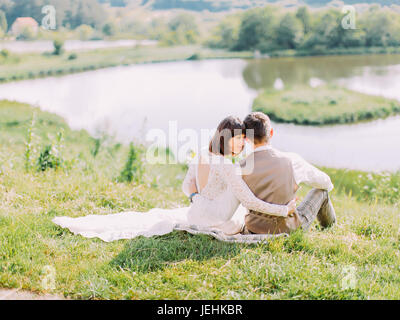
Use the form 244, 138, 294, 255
253, 144, 273, 153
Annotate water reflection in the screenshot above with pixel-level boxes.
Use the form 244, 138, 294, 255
0, 56, 399, 171
242, 54, 400, 90
0, 59, 255, 143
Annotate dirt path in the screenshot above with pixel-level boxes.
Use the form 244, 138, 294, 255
0, 288, 65, 300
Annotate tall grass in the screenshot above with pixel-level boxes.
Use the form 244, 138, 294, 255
324, 168, 400, 205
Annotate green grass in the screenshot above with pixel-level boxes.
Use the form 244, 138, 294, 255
267, 46, 400, 58
0, 45, 253, 83
253, 85, 400, 125
0, 100, 399, 299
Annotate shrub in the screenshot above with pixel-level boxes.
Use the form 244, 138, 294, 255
53, 39, 64, 56
37, 145, 61, 172
118, 143, 144, 183
68, 53, 78, 60
36, 131, 64, 172
0, 49, 9, 58
91, 138, 101, 158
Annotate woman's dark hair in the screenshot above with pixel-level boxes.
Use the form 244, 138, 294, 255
209, 116, 245, 156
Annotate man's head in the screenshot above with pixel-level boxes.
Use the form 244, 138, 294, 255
243, 112, 274, 147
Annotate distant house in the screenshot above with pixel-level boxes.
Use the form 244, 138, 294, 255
11, 17, 39, 37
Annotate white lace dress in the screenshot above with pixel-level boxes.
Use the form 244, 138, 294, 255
52, 152, 288, 242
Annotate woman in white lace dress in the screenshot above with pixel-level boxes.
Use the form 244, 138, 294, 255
52, 116, 295, 242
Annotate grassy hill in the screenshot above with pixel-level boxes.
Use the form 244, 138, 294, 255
1, 100, 399, 299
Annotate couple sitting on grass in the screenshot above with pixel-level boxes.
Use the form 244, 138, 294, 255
53, 112, 336, 243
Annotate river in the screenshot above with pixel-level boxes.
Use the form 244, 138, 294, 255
0, 55, 399, 172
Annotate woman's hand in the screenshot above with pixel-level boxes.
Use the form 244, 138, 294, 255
287, 198, 297, 217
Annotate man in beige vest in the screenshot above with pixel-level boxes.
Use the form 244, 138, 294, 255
241, 112, 336, 235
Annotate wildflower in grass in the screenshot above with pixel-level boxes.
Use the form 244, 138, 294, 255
24, 112, 37, 171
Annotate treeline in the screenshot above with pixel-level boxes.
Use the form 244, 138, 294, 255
0, 0, 106, 30
0, 0, 201, 44
99, 0, 400, 12
207, 5, 400, 54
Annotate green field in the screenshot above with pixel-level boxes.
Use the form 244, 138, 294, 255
253, 85, 400, 125
0, 45, 253, 83
0, 100, 399, 299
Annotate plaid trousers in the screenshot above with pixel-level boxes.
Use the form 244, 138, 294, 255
296, 188, 336, 231
241, 189, 336, 235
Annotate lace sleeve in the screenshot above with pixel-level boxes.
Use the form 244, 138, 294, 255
221, 162, 289, 217
182, 161, 197, 197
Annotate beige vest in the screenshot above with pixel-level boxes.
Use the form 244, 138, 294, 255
240, 148, 301, 234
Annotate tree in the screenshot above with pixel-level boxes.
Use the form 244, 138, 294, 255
160, 13, 200, 45
208, 17, 240, 50
76, 24, 94, 40
235, 8, 278, 52
275, 13, 302, 49
296, 6, 311, 35
4, 0, 105, 30
102, 22, 117, 36
363, 8, 391, 47
301, 11, 342, 50
53, 39, 64, 55
0, 10, 7, 33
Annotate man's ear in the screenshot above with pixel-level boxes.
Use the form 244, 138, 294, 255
270, 128, 274, 138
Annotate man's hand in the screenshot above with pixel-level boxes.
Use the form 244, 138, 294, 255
287, 198, 297, 217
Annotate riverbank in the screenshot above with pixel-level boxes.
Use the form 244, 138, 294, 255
253, 85, 400, 125
266, 46, 400, 58
1, 100, 399, 299
0, 45, 253, 84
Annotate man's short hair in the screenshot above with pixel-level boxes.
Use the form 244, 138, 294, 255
243, 112, 272, 144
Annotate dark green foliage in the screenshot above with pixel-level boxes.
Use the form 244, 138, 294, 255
37, 145, 61, 172
35, 131, 64, 172
234, 8, 277, 52
0, 10, 7, 32
118, 143, 144, 183
102, 22, 117, 36
91, 138, 101, 157
2, 0, 106, 30
187, 53, 200, 60
68, 53, 78, 60
53, 40, 64, 56
0, 49, 9, 58
211, 5, 400, 55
